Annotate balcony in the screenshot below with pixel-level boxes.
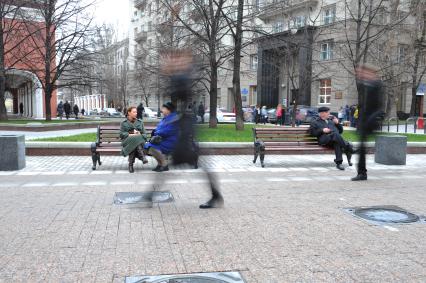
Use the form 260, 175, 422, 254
134, 0, 147, 9
135, 31, 148, 42
257, 0, 318, 20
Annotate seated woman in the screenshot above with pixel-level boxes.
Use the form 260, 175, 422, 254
144, 102, 179, 172
120, 106, 148, 173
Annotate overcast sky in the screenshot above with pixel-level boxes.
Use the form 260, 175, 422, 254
93, 0, 130, 40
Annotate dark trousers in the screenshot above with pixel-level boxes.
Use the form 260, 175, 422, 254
320, 132, 348, 164
357, 132, 368, 174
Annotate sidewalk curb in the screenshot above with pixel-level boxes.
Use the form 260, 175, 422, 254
24, 141, 426, 156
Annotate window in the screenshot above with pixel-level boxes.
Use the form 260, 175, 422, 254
377, 42, 385, 61
272, 21, 284, 33
319, 79, 332, 104
320, 41, 334, 61
374, 8, 386, 25
397, 45, 408, 63
323, 5, 336, 25
250, 54, 258, 70
294, 16, 305, 28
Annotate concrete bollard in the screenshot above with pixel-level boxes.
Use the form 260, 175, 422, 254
0, 135, 26, 171
375, 135, 407, 165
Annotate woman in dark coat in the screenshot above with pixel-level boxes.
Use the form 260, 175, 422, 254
144, 102, 179, 172
120, 106, 148, 173
73, 104, 79, 119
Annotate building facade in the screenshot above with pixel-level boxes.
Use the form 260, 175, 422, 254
4, 1, 57, 118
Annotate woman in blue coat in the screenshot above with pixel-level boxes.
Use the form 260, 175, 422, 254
144, 102, 179, 172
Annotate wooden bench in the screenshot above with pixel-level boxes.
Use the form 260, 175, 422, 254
253, 127, 332, 167
91, 125, 155, 170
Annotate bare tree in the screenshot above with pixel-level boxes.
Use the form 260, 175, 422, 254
0, 1, 36, 120
20, 0, 94, 120
161, 0, 232, 128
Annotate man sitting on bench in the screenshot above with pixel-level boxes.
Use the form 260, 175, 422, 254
310, 106, 355, 170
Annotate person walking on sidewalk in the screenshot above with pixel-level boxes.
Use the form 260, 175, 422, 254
352, 64, 384, 181
19, 102, 24, 117
198, 102, 205, 124
57, 101, 64, 120
137, 103, 145, 120
160, 49, 224, 209
120, 106, 148, 173
73, 104, 79, 119
64, 101, 71, 119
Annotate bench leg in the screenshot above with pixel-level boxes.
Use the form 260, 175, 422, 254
260, 150, 265, 168
91, 143, 99, 170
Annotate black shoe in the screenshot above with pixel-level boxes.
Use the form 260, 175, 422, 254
199, 196, 224, 209
154, 165, 169, 172
152, 165, 161, 171
336, 164, 345, 170
346, 152, 353, 166
129, 164, 134, 173
351, 174, 367, 181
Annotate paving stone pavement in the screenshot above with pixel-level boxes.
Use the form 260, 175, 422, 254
0, 155, 426, 282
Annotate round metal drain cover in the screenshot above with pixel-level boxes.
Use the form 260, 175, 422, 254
354, 207, 419, 224
148, 277, 228, 283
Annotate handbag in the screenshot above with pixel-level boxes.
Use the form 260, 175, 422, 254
150, 135, 162, 145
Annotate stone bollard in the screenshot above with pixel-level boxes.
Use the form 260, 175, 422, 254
375, 135, 407, 165
0, 135, 26, 171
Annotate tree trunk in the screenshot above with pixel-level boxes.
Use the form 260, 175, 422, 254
209, 43, 218, 128
45, 83, 52, 120
232, 0, 244, 131
0, 19, 7, 120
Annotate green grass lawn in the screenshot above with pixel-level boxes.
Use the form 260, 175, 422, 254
32, 124, 426, 142
0, 119, 105, 124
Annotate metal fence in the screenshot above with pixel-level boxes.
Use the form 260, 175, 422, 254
379, 117, 426, 134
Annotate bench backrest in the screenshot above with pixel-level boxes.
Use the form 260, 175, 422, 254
253, 127, 318, 147
97, 125, 155, 147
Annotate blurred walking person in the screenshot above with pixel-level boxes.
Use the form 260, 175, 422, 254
261, 106, 268, 124
276, 104, 283, 126
159, 49, 224, 209
352, 64, 384, 181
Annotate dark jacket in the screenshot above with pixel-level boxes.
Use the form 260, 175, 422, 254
73, 105, 79, 115
310, 117, 343, 146
357, 79, 384, 135
64, 102, 71, 114
198, 104, 205, 116
137, 104, 144, 119
57, 103, 64, 115
144, 112, 179, 154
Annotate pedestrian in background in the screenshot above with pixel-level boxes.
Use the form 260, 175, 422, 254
198, 102, 205, 123
344, 104, 350, 121
261, 106, 268, 124
352, 64, 384, 181
57, 101, 64, 119
64, 101, 71, 119
338, 107, 344, 123
19, 102, 24, 117
276, 104, 283, 126
137, 103, 145, 120
73, 104, 79, 119
81, 108, 85, 116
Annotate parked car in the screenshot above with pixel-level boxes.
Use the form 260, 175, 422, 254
267, 108, 277, 124
288, 105, 319, 123
144, 107, 159, 119
242, 107, 255, 122
203, 108, 236, 123
88, 108, 102, 116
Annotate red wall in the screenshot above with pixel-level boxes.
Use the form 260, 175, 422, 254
4, 17, 57, 117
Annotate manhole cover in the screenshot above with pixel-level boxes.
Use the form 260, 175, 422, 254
344, 205, 425, 225
114, 191, 174, 205
125, 272, 245, 283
